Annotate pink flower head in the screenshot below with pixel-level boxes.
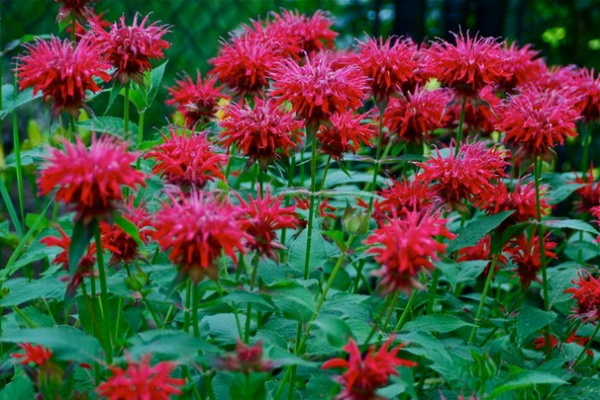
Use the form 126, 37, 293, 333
38, 137, 146, 222
218, 340, 274, 374
210, 34, 281, 95
237, 191, 300, 260
456, 235, 508, 276
316, 111, 376, 160
265, 10, 337, 58
484, 180, 549, 223
373, 177, 438, 220
383, 87, 451, 144
270, 56, 369, 125
166, 72, 225, 128
416, 141, 509, 210
96, 354, 184, 400
357, 36, 419, 104
145, 128, 227, 190
495, 42, 546, 93
219, 97, 304, 170
444, 85, 500, 136
364, 211, 456, 292
92, 13, 170, 84
151, 192, 248, 283
16, 36, 110, 115
322, 337, 416, 400
575, 67, 600, 123
54, 0, 98, 21
11, 343, 53, 366
424, 32, 509, 98
574, 166, 600, 213
505, 232, 557, 289
564, 271, 600, 323
497, 86, 580, 161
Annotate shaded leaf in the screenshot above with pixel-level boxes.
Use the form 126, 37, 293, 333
401, 314, 473, 333
447, 211, 514, 253
489, 370, 566, 398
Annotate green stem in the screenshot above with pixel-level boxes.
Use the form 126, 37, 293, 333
123, 85, 130, 137
580, 123, 591, 174
363, 293, 395, 345
320, 155, 332, 192
183, 279, 192, 334
381, 290, 400, 332
367, 109, 385, 211
468, 253, 500, 344
12, 95, 25, 229
394, 290, 418, 331
138, 111, 145, 146
244, 255, 260, 342
455, 98, 467, 156
279, 156, 296, 251
315, 235, 355, 312
93, 220, 113, 364
572, 323, 600, 368
303, 125, 319, 280
192, 282, 200, 338
426, 269, 440, 315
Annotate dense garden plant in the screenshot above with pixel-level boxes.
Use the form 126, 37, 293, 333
2, 0, 600, 399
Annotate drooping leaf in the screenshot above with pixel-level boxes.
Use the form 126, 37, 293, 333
0, 177, 23, 237
68, 219, 93, 276
0, 276, 65, 307
488, 370, 566, 398
401, 314, 473, 333
437, 260, 487, 289
544, 219, 600, 235
114, 213, 142, 244
447, 211, 514, 253
516, 306, 557, 345
127, 329, 217, 358
0, 88, 42, 119
77, 116, 138, 138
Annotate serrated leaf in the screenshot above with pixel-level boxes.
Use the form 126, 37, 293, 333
4, 147, 46, 167
271, 283, 315, 323
68, 219, 93, 275
128, 88, 148, 111
146, 60, 168, 107
0, 88, 42, 119
552, 377, 600, 399
437, 260, 487, 289
516, 306, 557, 344
77, 116, 138, 137
0, 374, 35, 400
127, 330, 216, 358
401, 314, 473, 333
313, 317, 352, 347
222, 291, 276, 312
0, 276, 65, 307
5, 233, 60, 273
288, 223, 327, 276
202, 313, 245, 345
489, 370, 566, 398
447, 211, 514, 253
104, 80, 124, 113
544, 219, 600, 235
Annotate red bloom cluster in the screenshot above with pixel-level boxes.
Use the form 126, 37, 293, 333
383, 87, 451, 144
533, 332, 591, 355
416, 141, 508, 210
364, 211, 455, 292
92, 13, 170, 84
17, 36, 111, 115
565, 271, 600, 322
573, 166, 600, 213
322, 337, 416, 400
497, 87, 580, 161
495, 42, 545, 93
218, 340, 274, 374
145, 129, 227, 189
38, 137, 146, 222
316, 112, 376, 160
166, 72, 225, 128
444, 85, 500, 136
505, 233, 557, 289
219, 98, 304, 170
575, 68, 600, 123
270, 56, 369, 124
424, 32, 509, 98
357, 37, 419, 104
237, 191, 300, 260
11, 343, 53, 366
374, 178, 438, 219
485, 180, 549, 224
96, 355, 185, 400
151, 192, 248, 283
100, 202, 152, 265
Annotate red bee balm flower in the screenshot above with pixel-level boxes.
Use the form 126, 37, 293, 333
238, 191, 300, 260
357, 36, 419, 104
219, 98, 304, 170
424, 32, 509, 98
575, 68, 600, 123
322, 337, 416, 400
218, 340, 274, 374
270, 56, 369, 125
364, 211, 456, 292
100, 201, 152, 264
505, 233, 557, 289
96, 355, 184, 400
166, 72, 225, 128
151, 192, 248, 283
565, 271, 600, 323
145, 129, 227, 189
54, 0, 98, 20
16, 36, 111, 115
374, 177, 438, 219
316, 112, 376, 160
11, 343, 53, 366
92, 13, 170, 84
497, 87, 580, 161
37, 137, 146, 222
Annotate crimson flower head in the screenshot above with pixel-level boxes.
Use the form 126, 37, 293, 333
456, 236, 508, 277
270, 56, 369, 125
16, 36, 110, 115
218, 340, 274, 374
38, 137, 146, 222
92, 13, 170, 84
424, 32, 509, 98
364, 211, 456, 293
166, 72, 225, 128
317, 112, 376, 160
444, 85, 500, 136
145, 128, 227, 190
495, 42, 545, 93
11, 343, 53, 366
383, 87, 451, 145
151, 191, 248, 283
265, 10, 337, 58
573, 166, 600, 214
210, 34, 281, 95
237, 191, 300, 260
96, 355, 184, 400
54, 0, 98, 21
416, 141, 509, 211
574, 68, 600, 123
374, 177, 438, 220
505, 232, 557, 289
564, 271, 600, 323
484, 180, 549, 223
219, 98, 304, 170
497, 87, 580, 162
357, 36, 419, 105
322, 336, 416, 400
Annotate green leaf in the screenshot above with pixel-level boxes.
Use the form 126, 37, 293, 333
201, 314, 245, 345
552, 377, 600, 399
437, 260, 487, 289
68, 219, 93, 276
229, 372, 267, 400
288, 222, 327, 276
447, 211, 514, 253
104, 80, 124, 113
401, 314, 473, 333
0, 276, 65, 307
0, 177, 23, 237
4, 147, 46, 168
0, 88, 42, 120
489, 370, 566, 398
1, 326, 101, 363
146, 60, 168, 108
313, 316, 352, 348
271, 283, 315, 323
5, 232, 60, 273
114, 213, 142, 244
544, 219, 600, 235
127, 330, 217, 358
516, 306, 557, 345
222, 291, 276, 312
0, 374, 35, 400
305, 374, 338, 400
77, 116, 138, 138
128, 88, 148, 112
